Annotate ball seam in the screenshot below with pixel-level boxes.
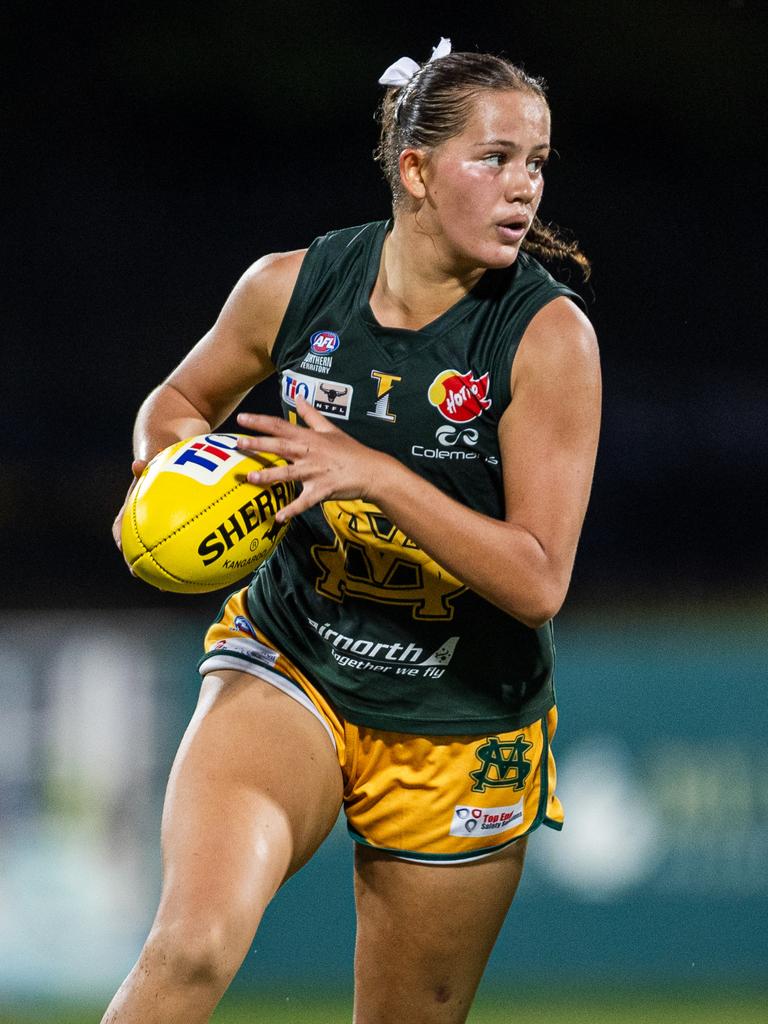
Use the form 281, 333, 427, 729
131, 450, 282, 555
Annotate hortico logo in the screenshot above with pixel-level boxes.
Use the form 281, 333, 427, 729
428, 369, 491, 423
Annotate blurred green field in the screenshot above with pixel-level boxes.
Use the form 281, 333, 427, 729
3, 989, 766, 1024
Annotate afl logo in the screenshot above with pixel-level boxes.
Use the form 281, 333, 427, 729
310, 330, 340, 355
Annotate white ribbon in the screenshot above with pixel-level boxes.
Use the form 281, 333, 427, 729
378, 37, 452, 87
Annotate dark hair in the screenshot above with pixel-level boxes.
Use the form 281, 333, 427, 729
374, 51, 590, 279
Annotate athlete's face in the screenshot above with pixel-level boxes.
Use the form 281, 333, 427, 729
415, 90, 550, 271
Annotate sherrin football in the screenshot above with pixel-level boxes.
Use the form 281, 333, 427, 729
121, 433, 294, 593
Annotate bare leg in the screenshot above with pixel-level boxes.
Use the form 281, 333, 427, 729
352, 839, 528, 1024
101, 671, 343, 1023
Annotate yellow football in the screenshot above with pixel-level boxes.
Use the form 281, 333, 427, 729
121, 433, 294, 593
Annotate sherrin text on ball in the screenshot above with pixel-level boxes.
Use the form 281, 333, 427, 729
121, 433, 294, 593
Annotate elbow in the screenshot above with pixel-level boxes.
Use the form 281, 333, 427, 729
510, 580, 567, 630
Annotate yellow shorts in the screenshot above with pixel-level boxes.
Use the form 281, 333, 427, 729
199, 589, 564, 864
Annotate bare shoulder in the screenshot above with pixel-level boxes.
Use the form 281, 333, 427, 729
162, 249, 308, 424
512, 295, 599, 389
241, 249, 307, 303
226, 249, 307, 355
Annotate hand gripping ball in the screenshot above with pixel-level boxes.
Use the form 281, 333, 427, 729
121, 433, 294, 593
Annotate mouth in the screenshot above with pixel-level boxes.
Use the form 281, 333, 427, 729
496, 218, 529, 243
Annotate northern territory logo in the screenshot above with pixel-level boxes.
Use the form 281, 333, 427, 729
281, 370, 353, 420
301, 331, 339, 374
428, 369, 491, 423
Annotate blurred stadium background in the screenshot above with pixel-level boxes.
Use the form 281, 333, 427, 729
2, 1, 766, 1021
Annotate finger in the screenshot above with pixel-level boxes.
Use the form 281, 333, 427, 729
274, 489, 318, 523
239, 436, 313, 462
294, 395, 337, 433
245, 463, 301, 486
237, 412, 298, 436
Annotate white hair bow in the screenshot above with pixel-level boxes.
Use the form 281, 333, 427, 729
378, 37, 452, 87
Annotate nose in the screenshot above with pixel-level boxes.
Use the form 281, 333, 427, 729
503, 160, 536, 204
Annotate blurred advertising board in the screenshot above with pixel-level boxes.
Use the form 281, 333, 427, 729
0, 606, 765, 997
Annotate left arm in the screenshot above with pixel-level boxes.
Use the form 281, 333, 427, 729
237, 297, 601, 628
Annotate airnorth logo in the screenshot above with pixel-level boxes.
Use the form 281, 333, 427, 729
428, 369, 491, 423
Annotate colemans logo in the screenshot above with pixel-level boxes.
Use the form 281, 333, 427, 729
428, 369, 491, 423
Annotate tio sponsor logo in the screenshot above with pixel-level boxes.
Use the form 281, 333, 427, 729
449, 799, 524, 838
310, 330, 340, 355
165, 433, 245, 485
281, 370, 353, 419
282, 372, 316, 406
428, 369, 491, 423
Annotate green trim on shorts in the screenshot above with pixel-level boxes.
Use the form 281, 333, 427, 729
528, 709, 550, 833
347, 712, 557, 862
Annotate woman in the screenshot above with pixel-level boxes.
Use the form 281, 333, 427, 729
104, 40, 600, 1024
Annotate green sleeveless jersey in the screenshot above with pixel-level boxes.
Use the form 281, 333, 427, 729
246, 220, 584, 734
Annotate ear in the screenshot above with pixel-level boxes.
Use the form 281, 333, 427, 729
398, 148, 429, 201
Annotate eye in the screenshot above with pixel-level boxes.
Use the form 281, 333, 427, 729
482, 153, 505, 166
526, 156, 548, 174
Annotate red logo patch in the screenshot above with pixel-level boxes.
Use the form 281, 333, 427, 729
428, 369, 492, 423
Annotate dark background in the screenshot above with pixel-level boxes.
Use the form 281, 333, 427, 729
4, 0, 766, 612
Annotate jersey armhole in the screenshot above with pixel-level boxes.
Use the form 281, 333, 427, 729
495, 286, 587, 411
270, 241, 322, 370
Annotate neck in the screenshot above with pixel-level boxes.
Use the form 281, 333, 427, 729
370, 212, 485, 331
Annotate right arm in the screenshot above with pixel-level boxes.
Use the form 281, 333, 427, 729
113, 248, 305, 550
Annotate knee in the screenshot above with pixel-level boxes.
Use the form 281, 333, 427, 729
141, 920, 241, 993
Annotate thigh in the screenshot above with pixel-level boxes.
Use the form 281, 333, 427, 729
154, 670, 343, 956
353, 839, 527, 1024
